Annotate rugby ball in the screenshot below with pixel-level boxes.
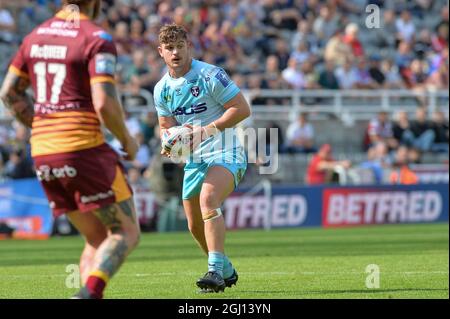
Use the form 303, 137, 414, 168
161, 125, 193, 162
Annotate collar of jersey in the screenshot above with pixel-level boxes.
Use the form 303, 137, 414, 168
55, 9, 90, 21
167, 59, 196, 82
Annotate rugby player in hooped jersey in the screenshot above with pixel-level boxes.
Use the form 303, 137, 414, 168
0, 0, 140, 299
154, 24, 251, 292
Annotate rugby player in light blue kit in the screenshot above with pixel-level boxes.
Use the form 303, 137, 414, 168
154, 24, 251, 292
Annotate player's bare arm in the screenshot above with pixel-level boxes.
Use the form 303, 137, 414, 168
208, 92, 251, 133
0, 72, 34, 128
190, 92, 251, 148
91, 82, 138, 160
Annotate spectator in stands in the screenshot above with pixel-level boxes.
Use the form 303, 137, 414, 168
123, 49, 155, 93
282, 57, 304, 89
395, 41, 415, 69
231, 73, 246, 89
3, 146, 35, 180
0, 151, 4, 179
434, 4, 449, 37
131, 132, 151, 174
300, 59, 320, 90
128, 166, 148, 190
404, 59, 429, 90
285, 113, 316, 154
140, 111, 157, 146
306, 143, 351, 185
255, 120, 284, 167
124, 110, 142, 137
392, 110, 414, 147
334, 58, 358, 90
273, 38, 290, 71
247, 74, 267, 106
114, 21, 132, 54
318, 59, 340, 90
265, 121, 284, 153
117, 0, 133, 26
373, 9, 397, 49
426, 59, 449, 90
313, 5, 339, 44
368, 54, 386, 88
265, 55, 282, 84
354, 57, 380, 89
0, 125, 9, 174
409, 106, 436, 152
380, 59, 404, 89
342, 23, 364, 58
364, 111, 398, 151
433, 5, 449, 50
291, 20, 320, 54
129, 19, 148, 49
360, 141, 392, 184
433, 22, 449, 53
431, 109, 449, 153
389, 145, 419, 185
324, 29, 353, 66
413, 29, 432, 60
396, 9, 416, 44
106, 4, 121, 29
0, 0, 15, 44
408, 147, 422, 164
290, 40, 311, 65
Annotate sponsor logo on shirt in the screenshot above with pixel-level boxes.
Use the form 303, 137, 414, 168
215, 69, 230, 87
190, 86, 200, 97
172, 102, 207, 116
94, 53, 116, 75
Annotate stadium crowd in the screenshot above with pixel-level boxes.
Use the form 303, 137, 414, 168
0, 0, 448, 185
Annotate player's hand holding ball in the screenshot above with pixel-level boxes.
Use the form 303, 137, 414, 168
185, 122, 220, 152
161, 125, 194, 162
160, 123, 220, 162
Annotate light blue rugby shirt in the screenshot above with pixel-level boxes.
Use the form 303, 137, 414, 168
153, 59, 244, 161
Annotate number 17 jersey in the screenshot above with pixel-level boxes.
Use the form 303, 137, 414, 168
9, 10, 117, 157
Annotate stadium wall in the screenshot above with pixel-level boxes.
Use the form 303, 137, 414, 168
225, 184, 449, 229
0, 179, 448, 238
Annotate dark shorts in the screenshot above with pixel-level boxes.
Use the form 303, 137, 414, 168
33, 144, 132, 217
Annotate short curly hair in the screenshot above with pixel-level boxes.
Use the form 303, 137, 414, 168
158, 24, 188, 45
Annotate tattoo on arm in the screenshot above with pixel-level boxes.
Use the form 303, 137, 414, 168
0, 72, 33, 128
100, 82, 119, 99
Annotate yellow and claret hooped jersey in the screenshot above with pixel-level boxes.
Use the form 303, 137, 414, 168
9, 10, 117, 157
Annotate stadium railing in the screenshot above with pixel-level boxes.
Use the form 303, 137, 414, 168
241, 89, 450, 123
0, 89, 448, 121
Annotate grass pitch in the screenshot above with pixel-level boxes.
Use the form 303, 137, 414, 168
0, 223, 448, 299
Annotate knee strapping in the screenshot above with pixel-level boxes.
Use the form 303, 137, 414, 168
202, 208, 223, 222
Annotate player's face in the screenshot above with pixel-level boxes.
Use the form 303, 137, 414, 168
159, 39, 190, 70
